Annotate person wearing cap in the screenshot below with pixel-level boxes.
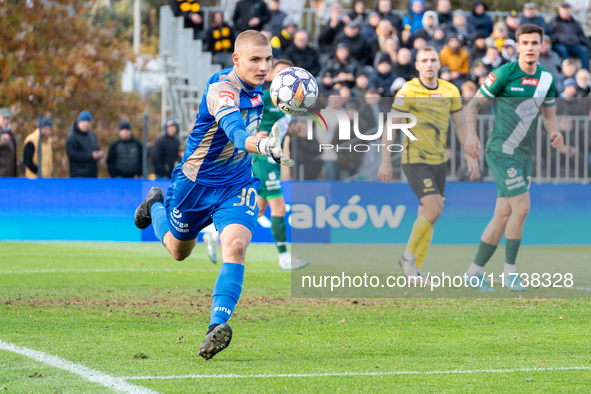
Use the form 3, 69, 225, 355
206, 11, 236, 69
352, 68, 371, 97
469, 30, 488, 64
66, 111, 103, 178
557, 57, 578, 93
505, 11, 520, 41
369, 55, 397, 96
270, 16, 297, 53
348, 0, 368, 25
23, 118, 53, 178
539, 34, 562, 75
232, 0, 271, 33
467, 0, 493, 37
263, 0, 286, 37
360, 12, 381, 45
560, 78, 579, 97
549, 3, 590, 70
319, 43, 360, 88
439, 34, 470, 87
447, 10, 475, 47
283, 30, 320, 76
436, 0, 452, 27
375, 0, 402, 37
151, 117, 180, 179
0, 107, 17, 177
107, 121, 143, 178
521, 3, 548, 33
469, 58, 489, 85
318, 3, 349, 58
333, 19, 370, 66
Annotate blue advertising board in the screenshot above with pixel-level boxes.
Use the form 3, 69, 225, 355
0, 178, 588, 244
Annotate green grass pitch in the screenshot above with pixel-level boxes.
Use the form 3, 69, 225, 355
0, 242, 590, 393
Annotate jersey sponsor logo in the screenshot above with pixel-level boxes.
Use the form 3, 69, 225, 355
250, 95, 262, 107
429, 93, 442, 98
393, 94, 405, 107
507, 167, 517, 178
511, 87, 524, 91
522, 78, 538, 86
173, 208, 182, 219
485, 73, 496, 87
219, 90, 235, 107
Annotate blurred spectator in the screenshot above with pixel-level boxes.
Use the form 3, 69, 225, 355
560, 79, 579, 98
359, 89, 382, 129
539, 35, 562, 75
402, 0, 426, 34
207, 11, 236, 69
556, 84, 585, 176
184, 7, 205, 40
469, 31, 488, 63
447, 10, 475, 47
261, 30, 282, 59
400, 29, 413, 49
318, 3, 349, 59
411, 36, 428, 59
348, 0, 368, 25
370, 56, 397, 96
521, 3, 548, 33
290, 118, 323, 180
393, 48, 417, 80
501, 39, 517, 62
174, 144, 186, 168
374, 36, 399, 67
439, 65, 451, 81
107, 121, 143, 178
557, 58, 577, 93
318, 71, 335, 97
283, 30, 321, 76
152, 117, 180, 179
413, 11, 439, 41
361, 12, 381, 45
428, 26, 447, 52
436, 0, 452, 27
575, 69, 590, 97
66, 111, 103, 178
334, 20, 370, 66
352, 68, 371, 97
0, 108, 17, 177
492, 22, 508, 52
318, 94, 342, 180
23, 118, 53, 178
461, 80, 477, 97
376, 0, 402, 36
505, 11, 520, 41
232, 0, 271, 33
549, 3, 590, 70
263, 0, 286, 37
271, 16, 297, 53
467, 1, 493, 37
481, 38, 504, 71
319, 44, 360, 90
370, 19, 397, 60
440, 35, 470, 86
389, 77, 407, 96
470, 59, 489, 85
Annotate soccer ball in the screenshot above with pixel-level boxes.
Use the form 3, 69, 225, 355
270, 67, 318, 115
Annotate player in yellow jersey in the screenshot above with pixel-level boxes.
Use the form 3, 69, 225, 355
378, 46, 481, 283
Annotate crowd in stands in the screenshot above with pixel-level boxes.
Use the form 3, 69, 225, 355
1, 1, 591, 180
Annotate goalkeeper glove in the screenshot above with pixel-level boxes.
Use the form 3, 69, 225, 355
256, 120, 295, 167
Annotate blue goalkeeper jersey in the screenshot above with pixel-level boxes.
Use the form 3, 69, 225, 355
180, 68, 264, 186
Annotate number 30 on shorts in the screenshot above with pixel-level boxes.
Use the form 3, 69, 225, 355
234, 187, 257, 210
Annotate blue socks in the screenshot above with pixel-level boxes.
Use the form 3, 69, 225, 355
210, 263, 245, 327
150, 202, 170, 243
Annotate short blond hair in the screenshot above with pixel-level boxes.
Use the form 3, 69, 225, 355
235, 30, 270, 54
416, 46, 439, 60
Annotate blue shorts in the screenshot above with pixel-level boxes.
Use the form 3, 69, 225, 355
165, 167, 261, 241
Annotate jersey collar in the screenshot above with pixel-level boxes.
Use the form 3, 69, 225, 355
418, 77, 439, 91
229, 69, 257, 92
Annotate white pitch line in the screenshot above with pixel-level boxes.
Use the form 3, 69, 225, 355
0, 340, 158, 394
0, 268, 283, 275
123, 366, 591, 380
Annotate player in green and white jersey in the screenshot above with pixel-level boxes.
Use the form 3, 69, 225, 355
463, 24, 564, 292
